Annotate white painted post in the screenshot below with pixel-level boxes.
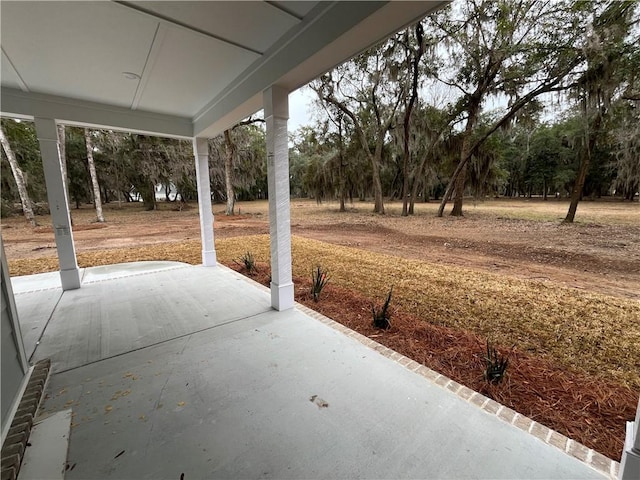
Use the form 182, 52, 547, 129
264, 85, 294, 311
619, 398, 640, 480
193, 137, 216, 266
34, 117, 80, 290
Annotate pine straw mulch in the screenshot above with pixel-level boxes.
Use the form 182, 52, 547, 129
232, 263, 636, 461
8, 235, 639, 460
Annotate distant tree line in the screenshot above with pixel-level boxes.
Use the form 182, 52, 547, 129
2, 0, 638, 225
0, 121, 266, 219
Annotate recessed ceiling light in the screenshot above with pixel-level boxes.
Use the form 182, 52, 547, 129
122, 72, 141, 80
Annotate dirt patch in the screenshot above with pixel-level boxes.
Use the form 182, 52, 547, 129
3, 200, 639, 302
291, 210, 640, 301
34, 223, 109, 233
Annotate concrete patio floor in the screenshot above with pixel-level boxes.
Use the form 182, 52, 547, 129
12, 262, 612, 479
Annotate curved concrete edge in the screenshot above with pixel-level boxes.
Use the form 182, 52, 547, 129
81, 261, 191, 284
11, 261, 192, 294
294, 301, 620, 480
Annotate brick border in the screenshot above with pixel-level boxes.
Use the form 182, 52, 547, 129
227, 266, 619, 478
1, 359, 51, 480
295, 302, 619, 479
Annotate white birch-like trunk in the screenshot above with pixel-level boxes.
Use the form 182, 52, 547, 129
57, 125, 67, 185
84, 128, 105, 222
223, 129, 236, 216
0, 125, 37, 226
57, 124, 69, 195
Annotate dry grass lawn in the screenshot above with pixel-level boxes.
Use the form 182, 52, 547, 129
9, 232, 639, 391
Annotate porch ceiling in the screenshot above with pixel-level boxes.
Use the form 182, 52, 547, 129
0, 1, 445, 138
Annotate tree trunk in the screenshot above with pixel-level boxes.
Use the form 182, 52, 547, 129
409, 153, 430, 214
402, 23, 424, 217
450, 161, 468, 216
564, 114, 602, 223
338, 154, 346, 212
223, 129, 236, 216
56, 124, 74, 224
372, 143, 385, 214
401, 152, 409, 216
84, 128, 105, 222
0, 125, 37, 226
138, 182, 156, 211
438, 102, 479, 217
337, 115, 346, 212
564, 152, 589, 223
57, 124, 68, 192
316, 91, 391, 215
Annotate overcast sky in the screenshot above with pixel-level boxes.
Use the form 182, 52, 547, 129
288, 87, 316, 132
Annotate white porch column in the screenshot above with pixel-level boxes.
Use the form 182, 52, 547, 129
193, 137, 216, 266
264, 85, 294, 311
619, 398, 640, 480
34, 117, 80, 290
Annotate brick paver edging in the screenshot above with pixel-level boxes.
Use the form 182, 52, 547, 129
1, 359, 51, 480
296, 302, 620, 480
225, 265, 618, 479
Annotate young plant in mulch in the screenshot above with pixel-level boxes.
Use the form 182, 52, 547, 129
484, 340, 510, 384
371, 287, 393, 330
311, 265, 329, 302
234, 251, 258, 274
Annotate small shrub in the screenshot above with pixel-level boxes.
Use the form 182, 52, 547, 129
311, 265, 329, 302
372, 287, 393, 330
484, 340, 510, 384
234, 251, 257, 273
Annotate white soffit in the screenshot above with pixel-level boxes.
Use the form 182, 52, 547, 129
1, 1, 157, 109
126, 1, 302, 54
135, 25, 260, 116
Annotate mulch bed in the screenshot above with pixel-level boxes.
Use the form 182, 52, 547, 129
230, 262, 637, 462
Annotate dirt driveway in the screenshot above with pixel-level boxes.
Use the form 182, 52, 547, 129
2, 198, 639, 300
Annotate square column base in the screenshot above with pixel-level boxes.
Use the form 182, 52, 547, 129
202, 250, 217, 267
619, 421, 639, 480
270, 282, 294, 311
60, 268, 81, 291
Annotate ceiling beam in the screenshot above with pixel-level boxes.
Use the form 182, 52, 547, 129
1, 47, 29, 92
264, 1, 305, 21
130, 23, 168, 111
112, 1, 264, 56
1, 88, 193, 139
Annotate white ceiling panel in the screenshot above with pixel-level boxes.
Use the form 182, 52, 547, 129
1, 1, 447, 137
269, 1, 320, 19
1, 49, 25, 91
135, 25, 260, 117
1, 1, 158, 108
127, 1, 300, 53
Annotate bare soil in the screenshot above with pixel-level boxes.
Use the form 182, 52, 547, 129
4, 198, 638, 300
